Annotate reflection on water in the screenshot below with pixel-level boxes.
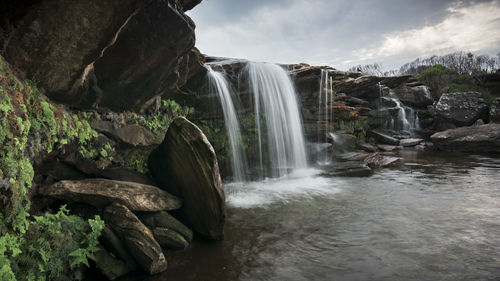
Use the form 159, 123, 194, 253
137, 152, 500, 281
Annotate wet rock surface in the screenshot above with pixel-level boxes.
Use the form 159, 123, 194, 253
149, 117, 226, 240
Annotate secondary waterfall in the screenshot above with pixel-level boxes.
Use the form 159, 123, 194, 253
247, 62, 308, 178
317, 69, 335, 164
381, 96, 420, 135
206, 65, 247, 182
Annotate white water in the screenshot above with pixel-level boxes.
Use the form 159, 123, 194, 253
225, 168, 340, 208
316, 69, 335, 165
382, 96, 420, 134
206, 65, 247, 182
247, 62, 308, 178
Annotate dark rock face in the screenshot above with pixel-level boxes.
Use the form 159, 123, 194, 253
38, 179, 182, 211
148, 117, 226, 240
489, 97, 500, 123
91, 1, 201, 111
0, 0, 204, 111
91, 120, 163, 147
103, 203, 168, 275
0, 0, 140, 100
394, 85, 434, 107
430, 123, 500, 153
434, 92, 489, 127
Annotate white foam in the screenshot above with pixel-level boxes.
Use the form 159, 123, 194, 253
225, 169, 341, 208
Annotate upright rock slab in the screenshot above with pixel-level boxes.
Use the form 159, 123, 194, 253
103, 203, 168, 275
148, 117, 226, 240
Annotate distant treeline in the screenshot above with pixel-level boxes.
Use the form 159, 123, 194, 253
349, 51, 500, 76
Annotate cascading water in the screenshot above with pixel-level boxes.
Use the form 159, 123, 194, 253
206, 65, 247, 182
316, 69, 335, 164
380, 96, 420, 135
246, 62, 308, 178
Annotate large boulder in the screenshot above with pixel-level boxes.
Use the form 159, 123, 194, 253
103, 203, 168, 275
148, 117, 226, 240
38, 179, 182, 211
434, 92, 488, 127
430, 123, 500, 153
394, 85, 434, 107
489, 97, 500, 123
0, 0, 204, 111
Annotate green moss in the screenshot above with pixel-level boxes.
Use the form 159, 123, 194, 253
0, 56, 104, 280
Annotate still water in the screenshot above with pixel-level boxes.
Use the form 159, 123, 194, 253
141, 151, 500, 281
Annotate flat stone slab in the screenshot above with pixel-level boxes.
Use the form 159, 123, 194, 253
365, 153, 401, 168
38, 179, 182, 212
399, 138, 424, 147
369, 130, 400, 145
377, 144, 402, 152
321, 161, 373, 177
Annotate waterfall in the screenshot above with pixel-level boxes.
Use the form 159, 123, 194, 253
382, 96, 420, 134
206, 65, 247, 182
246, 62, 308, 178
317, 69, 335, 165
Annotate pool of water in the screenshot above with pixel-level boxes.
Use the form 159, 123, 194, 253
137, 151, 500, 281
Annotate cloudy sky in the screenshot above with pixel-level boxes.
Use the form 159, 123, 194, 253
187, 0, 500, 71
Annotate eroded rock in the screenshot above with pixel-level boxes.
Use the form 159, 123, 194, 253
38, 179, 181, 212
103, 203, 167, 275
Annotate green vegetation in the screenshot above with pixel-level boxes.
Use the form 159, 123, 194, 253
135, 99, 194, 134
0, 56, 103, 280
334, 119, 368, 139
416, 64, 479, 98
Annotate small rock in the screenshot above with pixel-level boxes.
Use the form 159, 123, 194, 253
138, 211, 193, 243
152, 227, 189, 250
358, 142, 377, 152
399, 138, 424, 147
336, 152, 370, 161
376, 144, 401, 152
365, 153, 400, 168
369, 130, 400, 145
321, 161, 373, 177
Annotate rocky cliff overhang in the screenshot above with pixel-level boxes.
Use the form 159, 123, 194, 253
0, 0, 205, 112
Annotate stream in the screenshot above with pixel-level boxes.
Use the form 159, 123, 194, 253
133, 150, 500, 281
